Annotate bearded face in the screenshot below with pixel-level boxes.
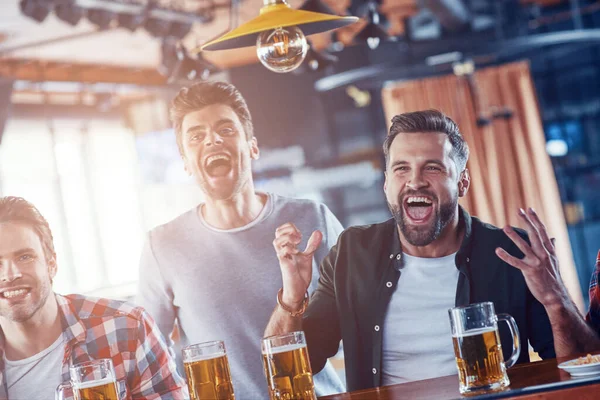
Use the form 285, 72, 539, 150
0, 223, 55, 323
388, 187, 458, 246
384, 132, 468, 247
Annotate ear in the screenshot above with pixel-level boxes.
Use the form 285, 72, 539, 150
48, 256, 57, 281
249, 137, 260, 160
458, 168, 471, 197
383, 171, 388, 192
181, 153, 192, 176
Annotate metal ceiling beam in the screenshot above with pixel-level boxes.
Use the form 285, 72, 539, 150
0, 58, 170, 86
74, 0, 213, 24
315, 28, 600, 91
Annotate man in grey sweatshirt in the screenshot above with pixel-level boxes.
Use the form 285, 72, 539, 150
136, 81, 344, 399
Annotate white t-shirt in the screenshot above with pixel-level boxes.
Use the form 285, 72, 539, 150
381, 252, 459, 385
5, 333, 66, 400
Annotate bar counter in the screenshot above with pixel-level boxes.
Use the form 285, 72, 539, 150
320, 354, 600, 400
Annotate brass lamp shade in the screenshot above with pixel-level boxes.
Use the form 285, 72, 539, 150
198, 2, 358, 52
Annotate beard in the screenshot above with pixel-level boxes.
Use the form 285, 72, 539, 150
388, 190, 458, 247
194, 154, 253, 201
0, 277, 53, 323
197, 170, 248, 201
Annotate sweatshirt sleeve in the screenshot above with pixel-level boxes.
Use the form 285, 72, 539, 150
135, 232, 177, 350
314, 203, 344, 266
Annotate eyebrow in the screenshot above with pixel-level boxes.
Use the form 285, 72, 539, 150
390, 160, 409, 168
390, 159, 447, 168
423, 159, 447, 168
185, 118, 236, 136
0, 248, 36, 261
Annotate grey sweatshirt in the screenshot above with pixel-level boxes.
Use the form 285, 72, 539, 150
136, 192, 345, 399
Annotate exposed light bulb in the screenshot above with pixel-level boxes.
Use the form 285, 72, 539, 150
366, 37, 380, 50
256, 26, 308, 73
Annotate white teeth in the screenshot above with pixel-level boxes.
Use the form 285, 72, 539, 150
2, 289, 28, 298
407, 196, 432, 204
206, 154, 230, 165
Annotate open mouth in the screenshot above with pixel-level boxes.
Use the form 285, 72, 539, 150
204, 153, 233, 177
0, 287, 31, 300
403, 196, 434, 222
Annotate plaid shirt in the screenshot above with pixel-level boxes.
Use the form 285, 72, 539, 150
0, 293, 188, 399
586, 250, 600, 334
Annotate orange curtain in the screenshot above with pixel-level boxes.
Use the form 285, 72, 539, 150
381, 61, 584, 310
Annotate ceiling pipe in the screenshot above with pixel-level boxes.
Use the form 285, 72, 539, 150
419, 0, 471, 33
74, 0, 213, 24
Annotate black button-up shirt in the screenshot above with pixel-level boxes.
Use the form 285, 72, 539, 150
303, 207, 555, 392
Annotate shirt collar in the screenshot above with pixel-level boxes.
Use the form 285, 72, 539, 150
55, 293, 87, 348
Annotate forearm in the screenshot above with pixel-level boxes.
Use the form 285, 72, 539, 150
264, 305, 303, 338
546, 299, 600, 356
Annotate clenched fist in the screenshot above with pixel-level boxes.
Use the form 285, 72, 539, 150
273, 222, 322, 311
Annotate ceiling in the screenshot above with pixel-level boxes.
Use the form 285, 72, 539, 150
0, 0, 366, 69
0, 0, 565, 87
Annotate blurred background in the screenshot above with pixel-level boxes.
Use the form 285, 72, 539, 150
0, 0, 599, 314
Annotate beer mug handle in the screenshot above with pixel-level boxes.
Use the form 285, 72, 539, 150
55, 382, 73, 400
497, 313, 521, 368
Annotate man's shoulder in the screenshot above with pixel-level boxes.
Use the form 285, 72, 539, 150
269, 193, 336, 226
470, 216, 529, 262
148, 206, 198, 241
62, 293, 145, 324
339, 218, 395, 244
471, 216, 528, 244
271, 192, 328, 214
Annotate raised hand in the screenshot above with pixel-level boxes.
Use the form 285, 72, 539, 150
495, 207, 569, 309
273, 223, 322, 310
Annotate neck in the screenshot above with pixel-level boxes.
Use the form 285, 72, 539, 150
399, 207, 463, 258
201, 181, 267, 229
0, 293, 63, 361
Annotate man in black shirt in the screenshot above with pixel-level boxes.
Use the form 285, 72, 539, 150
265, 109, 600, 392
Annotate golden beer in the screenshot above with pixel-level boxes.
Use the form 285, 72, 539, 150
74, 378, 118, 400
452, 327, 509, 391
184, 353, 235, 400
262, 344, 316, 400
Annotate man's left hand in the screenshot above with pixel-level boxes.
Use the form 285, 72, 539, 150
495, 207, 569, 309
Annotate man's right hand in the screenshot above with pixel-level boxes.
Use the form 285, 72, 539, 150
273, 223, 322, 312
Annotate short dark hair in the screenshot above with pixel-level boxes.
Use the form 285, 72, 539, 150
0, 196, 56, 262
383, 109, 469, 172
170, 81, 254, 154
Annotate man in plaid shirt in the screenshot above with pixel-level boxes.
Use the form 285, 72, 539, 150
0, 196, 187, 399
586, 251, 600, 336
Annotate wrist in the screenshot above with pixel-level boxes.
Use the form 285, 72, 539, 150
277, 288, 309, 317
281, 295, 303, 311
544, 287, 571, 309
281, 289, 304, 308
545, 295, 577, 321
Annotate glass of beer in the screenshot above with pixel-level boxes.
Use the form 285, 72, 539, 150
261, 331, 316, 400
55, 358, 119, 400
182, 340, 235, 400
448, 302, 521, 395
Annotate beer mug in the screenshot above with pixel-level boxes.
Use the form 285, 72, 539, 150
262, 331, 316, 400
448, 302, 521, 394
182, 340, 235, 400
55, 358, 119, 400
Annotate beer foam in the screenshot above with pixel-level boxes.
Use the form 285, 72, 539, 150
186, 350, 226, 362
74, 377, 116, 390
452, 327, 497, 338
262, 343, 306, 355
